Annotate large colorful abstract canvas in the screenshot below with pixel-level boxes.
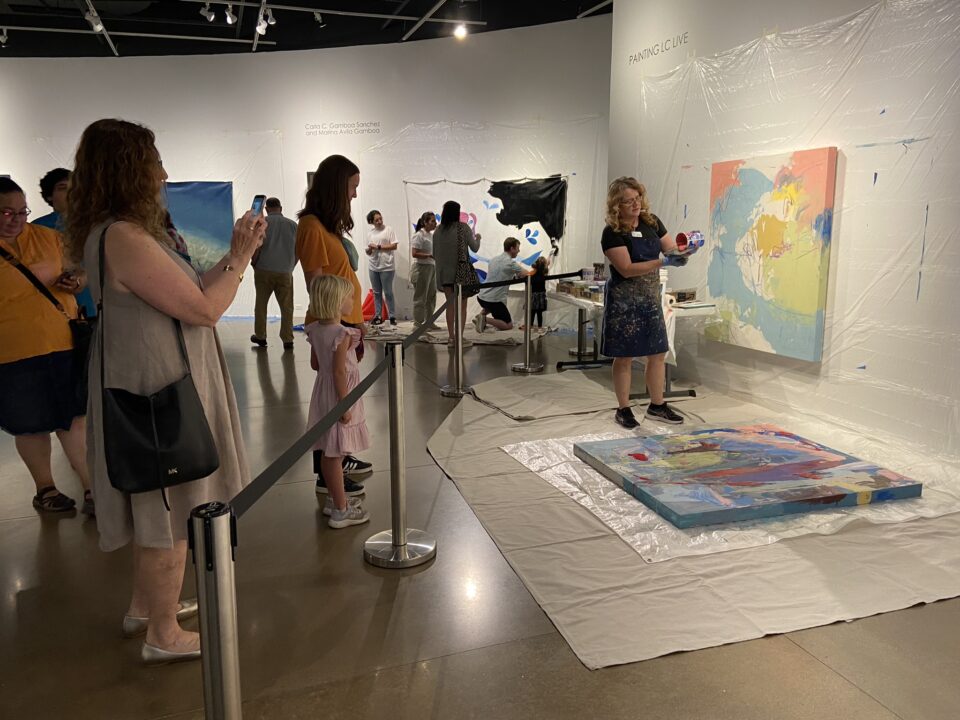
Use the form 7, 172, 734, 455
706, 147, 838, 361
573, 425, 921, 529
165, 181, 235, 272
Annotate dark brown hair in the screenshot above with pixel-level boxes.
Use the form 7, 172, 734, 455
65, 119, 167, 263
299, 155, 359, 236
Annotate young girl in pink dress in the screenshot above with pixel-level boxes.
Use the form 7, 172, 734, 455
305, 275, 371, 528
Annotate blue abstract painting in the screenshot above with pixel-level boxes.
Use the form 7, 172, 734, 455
573, 425, 921, 528
165, 181, 234, 271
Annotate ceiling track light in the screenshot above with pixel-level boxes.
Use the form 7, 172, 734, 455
0, 27, 7, 47
255, 12, 268, 36
453, 24, 468, 39
199, 3, 215, 22
85, 10, 104, 33
265, 7, 276, 26
313, 12, 325, 27
224, 4, 237, 25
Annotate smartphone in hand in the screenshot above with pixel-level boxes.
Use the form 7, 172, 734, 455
251, 195, 266, 216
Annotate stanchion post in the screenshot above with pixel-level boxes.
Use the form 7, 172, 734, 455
189, 501, 243, 720
365, 341, 438, 568
512, 274, 544, 374
441, 283, 472, 397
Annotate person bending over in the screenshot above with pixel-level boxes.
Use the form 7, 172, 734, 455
474, 237, 534, 332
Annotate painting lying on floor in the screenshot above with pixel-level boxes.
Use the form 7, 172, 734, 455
573, 424, 922, 529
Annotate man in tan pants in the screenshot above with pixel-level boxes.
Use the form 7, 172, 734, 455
251, 197, 298, 349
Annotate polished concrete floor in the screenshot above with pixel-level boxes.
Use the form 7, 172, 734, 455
1, 320, 958, 720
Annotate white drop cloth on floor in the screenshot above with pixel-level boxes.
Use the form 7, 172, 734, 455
427, 372, 960, 668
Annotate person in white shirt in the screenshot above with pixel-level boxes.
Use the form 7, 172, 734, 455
365, 210, 398, 325
410, 211, 439, 328
475, 237, 534, 331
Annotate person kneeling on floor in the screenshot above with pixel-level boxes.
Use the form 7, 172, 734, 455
473, 237, 534, 333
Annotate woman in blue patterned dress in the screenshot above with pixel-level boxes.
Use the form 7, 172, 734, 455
600, 177, 688, 428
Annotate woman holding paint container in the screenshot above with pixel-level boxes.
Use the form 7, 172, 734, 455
600, 176, 697, 429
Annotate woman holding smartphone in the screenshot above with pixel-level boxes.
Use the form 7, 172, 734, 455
66, 118, 265, 665
364, 209, 398, 325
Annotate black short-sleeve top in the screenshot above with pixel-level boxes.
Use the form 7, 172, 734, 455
600, 215, 667, 283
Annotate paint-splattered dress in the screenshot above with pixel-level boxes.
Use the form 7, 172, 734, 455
600, 218, 670, 358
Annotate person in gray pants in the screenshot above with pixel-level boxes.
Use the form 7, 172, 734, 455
410, 211, 439, 328
251, 197, 299, 349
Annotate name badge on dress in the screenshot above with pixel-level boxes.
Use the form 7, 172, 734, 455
631, 231, 644, 238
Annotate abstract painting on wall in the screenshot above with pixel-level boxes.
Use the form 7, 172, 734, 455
165, 181, 234, 272
573, 424, 921, 529
706, 147, 838, 362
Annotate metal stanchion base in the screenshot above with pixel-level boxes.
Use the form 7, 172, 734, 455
511, 362, 545, 374
440, 384, 472, 397
364, 529, 437, 568
568, 346, 588, 357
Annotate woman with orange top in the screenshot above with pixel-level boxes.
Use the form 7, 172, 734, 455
296, 155, 374, 499
0, 176, 93, 514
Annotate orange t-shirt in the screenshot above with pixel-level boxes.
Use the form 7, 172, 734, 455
295, 215, 364, 325
0, 224, 79, 364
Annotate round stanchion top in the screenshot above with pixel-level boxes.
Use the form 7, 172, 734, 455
190, 501, 231, 519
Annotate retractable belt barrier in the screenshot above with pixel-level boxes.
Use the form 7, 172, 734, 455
189, 268, 582, 719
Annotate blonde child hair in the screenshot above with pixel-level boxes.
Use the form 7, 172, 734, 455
308, 275, 353, 322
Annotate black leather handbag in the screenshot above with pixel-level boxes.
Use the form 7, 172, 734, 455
0, 244, 94, 407
97, 230, 220, 502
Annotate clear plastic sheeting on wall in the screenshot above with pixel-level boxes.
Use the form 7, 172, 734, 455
630, 0, 960, 457
503, 420, 960, 564
359, 119, 607, 276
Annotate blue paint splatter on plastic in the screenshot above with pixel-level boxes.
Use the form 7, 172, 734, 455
917, 203, 929, 301
521, 250, 542, 265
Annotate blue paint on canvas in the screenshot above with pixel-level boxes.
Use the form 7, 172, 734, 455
573, 425, 922, 529
165, 181, 234, 271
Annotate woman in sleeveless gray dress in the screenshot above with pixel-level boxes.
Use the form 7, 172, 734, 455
66, 119, 266, 665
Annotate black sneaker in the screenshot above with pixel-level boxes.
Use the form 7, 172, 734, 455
342, 455, 373, 478
645, 402, 684, 424
371, 317, 384, 326
250, 335, 267, 347
389, 317, 397, 326
614, 407, 640, 429
315, 475, 365, 497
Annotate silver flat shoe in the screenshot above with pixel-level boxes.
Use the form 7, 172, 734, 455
141, 642, 201, 666
122, 598, 200, 638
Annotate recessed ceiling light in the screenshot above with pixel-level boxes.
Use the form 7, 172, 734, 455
454, 24, 468, 39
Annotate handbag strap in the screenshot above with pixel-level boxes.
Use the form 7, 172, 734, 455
0, 243, 72, 321
97, 226, 193, 394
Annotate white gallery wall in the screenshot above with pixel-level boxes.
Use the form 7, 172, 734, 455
0, 15, 612, 319
609, 0, 960, 456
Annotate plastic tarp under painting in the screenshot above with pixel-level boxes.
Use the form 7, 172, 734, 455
633, 0, 960, 457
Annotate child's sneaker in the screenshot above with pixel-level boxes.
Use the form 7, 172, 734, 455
322, 495, 363, 517
645, 402, 684, 424
472, 313, 486, 333
328, 501, 370, 528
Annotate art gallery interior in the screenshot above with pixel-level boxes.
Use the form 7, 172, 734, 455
1, 1, 958, 718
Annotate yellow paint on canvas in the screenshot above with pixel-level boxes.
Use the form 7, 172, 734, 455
770, 180, 804, 211
753, 214, 787, 258
762, 225, 824, 316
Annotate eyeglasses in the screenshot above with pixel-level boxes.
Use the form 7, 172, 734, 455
0, 208, 31, 220
618, 197, 641, 207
